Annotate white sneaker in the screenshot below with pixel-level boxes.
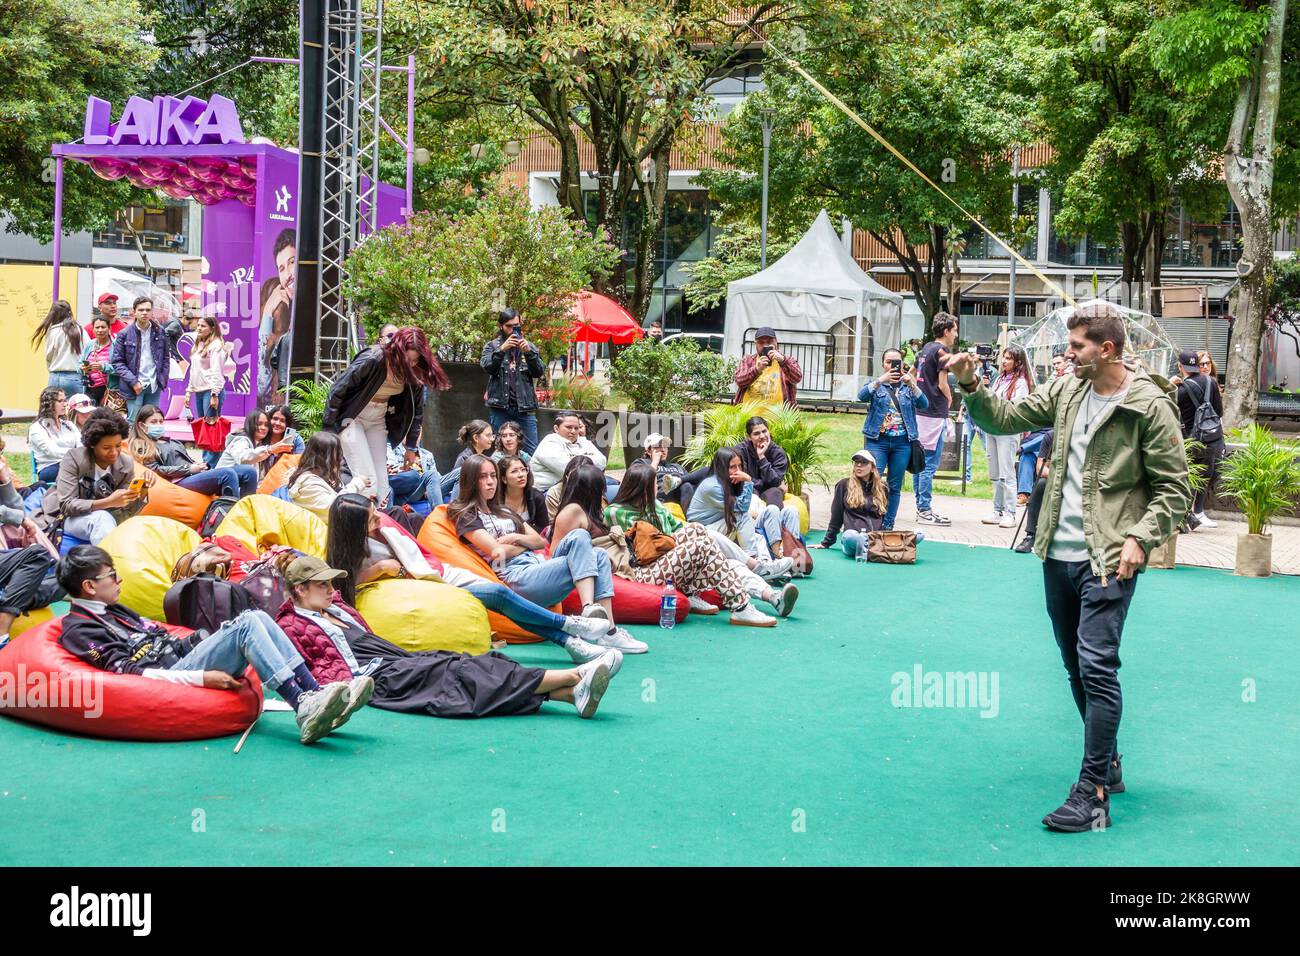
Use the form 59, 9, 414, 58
581, 603, 610, 623
999, 513, 1017, 528
331, 676, 374, 729
563, 635, 607, 664
982, 512, 1003, 525
572, 656, 613, 718
295, 683, 350, 745
562, 615, 613, 641
592, 625, 649, 654
729, 602, 777, 628
763, 583, 799, 617
916, 510, 951, 526
1196, 512, 1218, 528
687, 593, 720, 615
753, 556, 795, 580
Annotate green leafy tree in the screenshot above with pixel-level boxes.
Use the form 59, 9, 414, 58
681, 220, 799, 311
608, 337, 736, 413
343, 186, 618, 362
0, 0, 158, 240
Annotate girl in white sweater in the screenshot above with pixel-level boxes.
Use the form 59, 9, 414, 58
288, 431, 372, 521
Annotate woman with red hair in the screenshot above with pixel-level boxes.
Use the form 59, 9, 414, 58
324, 326, 450, 509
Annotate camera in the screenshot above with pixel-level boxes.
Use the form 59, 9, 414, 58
759, 344, 774, 357
974, 344, 994, 358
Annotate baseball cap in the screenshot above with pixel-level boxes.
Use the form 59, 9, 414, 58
66, 394, 96, 413
1178, 349, 1200, 369
284, 555, 348, 587
97, 292, 118, 305
851, 449, 877, 467
643, 432, 669, 450
754, 326, 777, 341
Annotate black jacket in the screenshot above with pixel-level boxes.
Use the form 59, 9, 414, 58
60, 603, 198, 676
822, 477, 885, 546
323, 347, 425, 446
148, 438, 200, 482
481, 334, 545, 412
1175, 373, 1223, 439
736, 439, 789, 496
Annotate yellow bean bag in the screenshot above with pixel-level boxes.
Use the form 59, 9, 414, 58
137, 463, 213, 530
10, 605, 55, 641
664, 501, 686, 525
213, 494, 327, 558
257, 454, 300, 495
354, 577, 490, 655
785, 493, 811, 536
101, 516, 202, 620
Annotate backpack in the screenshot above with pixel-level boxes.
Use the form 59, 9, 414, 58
1186, 377, 1223, 444
198, 496, 240, 538
163, 573, 255, 633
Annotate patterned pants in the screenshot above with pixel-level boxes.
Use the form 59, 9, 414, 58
626, 523, 750, 610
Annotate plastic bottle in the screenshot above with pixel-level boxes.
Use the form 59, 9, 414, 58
659, 578, 678, 629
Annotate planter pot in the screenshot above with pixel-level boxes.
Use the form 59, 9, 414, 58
1235, 533, 1273, 577
619, 410, 700, 473
1147, 534, 1177, 569
422, 361, 490, 470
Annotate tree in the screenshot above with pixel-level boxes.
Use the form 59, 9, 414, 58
342, 186, 619, 362
681, 221, 799, 311
697, 1, 1031, 323
395, 0, 793, 320
0, 0, 158, 240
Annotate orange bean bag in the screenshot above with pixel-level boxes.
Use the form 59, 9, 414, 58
417, 506, 557, 644
257, 454, 301, 495
136, 463, 213, 530
0, 617, 262, 741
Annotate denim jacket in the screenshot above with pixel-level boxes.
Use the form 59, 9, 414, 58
858, 379, 929, 440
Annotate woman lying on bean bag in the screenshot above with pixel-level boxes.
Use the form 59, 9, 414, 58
275, 553, 620, 719
327, 493, 616, 663
55, 544, 369, 745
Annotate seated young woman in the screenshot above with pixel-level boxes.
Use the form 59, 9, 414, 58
387, 440, 443, 509
814, 450, 894, 557
266, 404, 306, 455
28, 386, 82, 484
497, 453, 548, 530
298, 538, 619, 717
288, 431, 373, 520
491, 421, 532, 466
686, 447, 797, 565
326, 492, 618, 663
217, 409, 293, 481
440, 419, 495, 501
129, 405, 257, 498
37, 409, 151, 545
601, 463, 796, 625
543, 454, 591, 525
57, 544, 368, 745
448, 454, 646, 654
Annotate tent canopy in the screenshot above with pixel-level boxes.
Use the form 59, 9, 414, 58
1007, 299, 1180, 381
723, 210, 903, 398
569, 290, 644, 344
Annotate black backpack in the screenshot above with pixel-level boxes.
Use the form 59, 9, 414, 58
1186, 376, 1223, 444
198, 496, 240, 538
163, 573, 255, 634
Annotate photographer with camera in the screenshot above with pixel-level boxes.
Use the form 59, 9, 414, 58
481, 308, 545, 455
733, 327, 803, 415
857, 348, 927, 531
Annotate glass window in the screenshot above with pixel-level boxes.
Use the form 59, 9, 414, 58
94, 201, 192, 253
960, 186, 1037, 259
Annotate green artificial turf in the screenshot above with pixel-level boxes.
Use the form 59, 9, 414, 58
1, 540, 1296, 866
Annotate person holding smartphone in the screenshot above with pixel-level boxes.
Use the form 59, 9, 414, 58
481, 308, 545, 454
733, 327, 803, 416
857, 348, 928, 531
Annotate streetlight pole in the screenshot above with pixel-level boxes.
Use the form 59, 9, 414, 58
760, 107, 774, 270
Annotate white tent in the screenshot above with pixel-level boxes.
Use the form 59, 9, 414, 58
723, 209, 903, 400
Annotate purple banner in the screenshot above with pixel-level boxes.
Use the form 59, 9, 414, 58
255, 149, 300, 408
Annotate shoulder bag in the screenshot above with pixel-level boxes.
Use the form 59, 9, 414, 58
885, 386, 927, 474
865, 529, 918, 564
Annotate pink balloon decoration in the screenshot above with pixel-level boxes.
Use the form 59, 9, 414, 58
238, 157, 258, 179
138, 157, 179, 180
186, 160, 224, 183
88, 158, 129, 181
159, 184, 193, 200
193, 191, 221, 206
125, 168, 160, 189
238, 193, 257, 208
221, 171, 255, 190
177, 174, 204, 191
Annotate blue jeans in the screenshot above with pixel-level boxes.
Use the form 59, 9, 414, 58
37, 463, 60, 484
753, 502, 801, 556
176, 464, 257, 498
48, 371, 83, 395
172, 609, 304, 690
499, 528, 614, 607
488, 408, 539, 455
841, 529, 865, 558
124, 385, 162, 424
390, 467, 443, 508
914, 427, 944, 513
864, 432, 911, 529
191, 388, 225, 421
459, 578, 568, 646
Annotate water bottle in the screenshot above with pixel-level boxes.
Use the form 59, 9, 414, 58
659, 578, 678, 629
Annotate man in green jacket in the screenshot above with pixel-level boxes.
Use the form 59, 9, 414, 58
947, 301, 1189, 832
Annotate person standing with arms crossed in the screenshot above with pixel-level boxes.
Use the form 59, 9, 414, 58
946, 301, 1188, 831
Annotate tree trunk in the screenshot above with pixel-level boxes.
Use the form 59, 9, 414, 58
629, 143, 672, 322
1222, 0, 1287, 430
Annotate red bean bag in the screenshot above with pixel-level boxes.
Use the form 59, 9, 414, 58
562, 574, 690, 624
0, 617, 262, 741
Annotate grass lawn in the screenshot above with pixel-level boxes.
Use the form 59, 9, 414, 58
2, 422, 33, 485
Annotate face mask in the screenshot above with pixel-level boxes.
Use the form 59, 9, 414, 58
147, 425, 167, 439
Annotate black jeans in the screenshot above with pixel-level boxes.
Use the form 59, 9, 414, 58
1191, 438, 1225, 514
0, 545, 63, 617
1042, 558, 1137, 787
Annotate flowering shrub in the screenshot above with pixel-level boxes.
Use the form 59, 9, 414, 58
344, 187, 618, 362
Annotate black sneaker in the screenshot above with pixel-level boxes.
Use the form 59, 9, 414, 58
1042, 781, 1111, 832
1107, 754, 1124, 793
1013, 534, 1035, 554
916, 510, 951, 526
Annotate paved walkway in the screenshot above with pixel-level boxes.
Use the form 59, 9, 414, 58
804, 485, 1300, 576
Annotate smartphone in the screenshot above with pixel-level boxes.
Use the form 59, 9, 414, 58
888, 357, 902, 372
128, 477, 147, 496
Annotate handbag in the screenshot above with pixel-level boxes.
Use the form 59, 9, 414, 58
781, 526, 814, 576
627, 519, 677, 566
865, 530, 917, 564
103, 389, 128, 415
885, 386, 926, 474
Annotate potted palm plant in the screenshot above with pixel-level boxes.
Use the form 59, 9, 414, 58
1147, 439, 1208, 569
1217, 425, 1300, 577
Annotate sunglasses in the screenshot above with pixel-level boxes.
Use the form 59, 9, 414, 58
91, 570, 121, 583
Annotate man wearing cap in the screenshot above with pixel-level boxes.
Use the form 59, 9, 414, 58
1173, 348, 1224, 530
733, 326, 802, 415
84, 293, 127, 340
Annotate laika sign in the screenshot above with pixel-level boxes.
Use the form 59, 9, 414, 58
83, 94, 245, 147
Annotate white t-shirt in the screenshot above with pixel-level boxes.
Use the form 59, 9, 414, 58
137, 324, 156, 388
1048, 382, 1129, 562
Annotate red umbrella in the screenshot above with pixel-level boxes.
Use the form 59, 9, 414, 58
568, 291, 645, 344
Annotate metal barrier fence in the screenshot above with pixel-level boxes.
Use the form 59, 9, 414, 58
740, 328, 837, 395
